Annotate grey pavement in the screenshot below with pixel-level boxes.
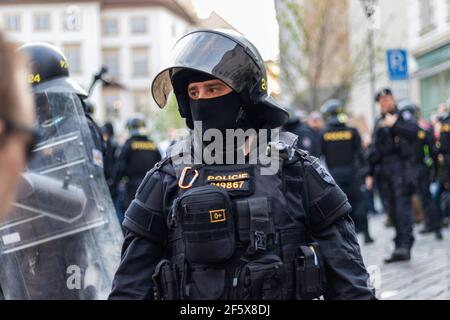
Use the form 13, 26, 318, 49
358, 215, 450, 300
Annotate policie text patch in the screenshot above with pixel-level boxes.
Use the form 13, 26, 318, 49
204, 166, 254, 197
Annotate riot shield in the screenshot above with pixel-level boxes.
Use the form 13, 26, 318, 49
0, 91, 123, 299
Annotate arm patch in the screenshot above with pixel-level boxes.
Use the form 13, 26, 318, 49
303, 159, 352, 233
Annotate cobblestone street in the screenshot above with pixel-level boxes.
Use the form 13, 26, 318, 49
359, 215, 450, 300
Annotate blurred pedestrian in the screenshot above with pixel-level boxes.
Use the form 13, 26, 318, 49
0, 33, 35, 217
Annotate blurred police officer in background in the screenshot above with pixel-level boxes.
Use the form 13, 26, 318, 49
109, 29, 375, 300
283, 107, 321, 157
111, 115, 162, 221
397, 101, 442, 240
307, 111, 324, 157
366, 88, 420, 263
102, 122, 118, 193
437, 99, 450, 226
0, 34, 36, 218
321, 99, 374, 244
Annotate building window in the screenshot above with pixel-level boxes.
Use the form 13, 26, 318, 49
104, 89, 121, 120
134, 90, 151, 116
102, 48, 120, 77
420, 0, 435, 34
3, 14, 21, 31
63, 44, 82, 74
102, 18, 119, 36
34, 13, 51, 31
131, 17, 147, 34
132, 47, 149, 76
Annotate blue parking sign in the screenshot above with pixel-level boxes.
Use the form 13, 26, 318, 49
387, 49, 409, 80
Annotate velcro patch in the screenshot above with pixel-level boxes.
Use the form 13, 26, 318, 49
209, 209, 226, 223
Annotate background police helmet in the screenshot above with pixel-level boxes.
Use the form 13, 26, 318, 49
151, 29, 289, 129
374, 87, 393, 103
18, 42, 87, 97
126, 115, 148, 137
321, 99, 348, 124
397, 100, 420, 119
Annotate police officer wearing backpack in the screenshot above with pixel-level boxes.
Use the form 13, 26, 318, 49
112, 116, 162, 217
109, 30, 375, 300
321, 100, 374, 244
397, 101, 442, 240
366, 88, 420, 263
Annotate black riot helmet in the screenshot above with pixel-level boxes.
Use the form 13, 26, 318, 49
151, 29, 289, 129
126, 115, 148, 137
321, 99, 348, 124
375, 87, 393, 103
398, 100, 420, 119
18, 42, 87, 97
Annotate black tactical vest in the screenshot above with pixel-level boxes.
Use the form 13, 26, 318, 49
149, 132, 345, 300
322, 125, 356, 167
440, 116, 450, 156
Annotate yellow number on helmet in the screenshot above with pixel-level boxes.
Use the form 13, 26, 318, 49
28, 74, 41, 84
261, 78, 267, 91
60, 60, 69, 69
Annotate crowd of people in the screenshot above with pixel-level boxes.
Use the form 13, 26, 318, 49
283, 88, 450, 263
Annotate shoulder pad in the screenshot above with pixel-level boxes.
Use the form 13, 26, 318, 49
301, 157, 351, 233
122, 168, 168, 244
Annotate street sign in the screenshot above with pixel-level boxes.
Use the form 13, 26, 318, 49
387, 49, 409, 80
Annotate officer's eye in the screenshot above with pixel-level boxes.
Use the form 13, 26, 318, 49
188, 88, 199, 99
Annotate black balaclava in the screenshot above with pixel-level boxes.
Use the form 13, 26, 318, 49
186, 72, 245, 136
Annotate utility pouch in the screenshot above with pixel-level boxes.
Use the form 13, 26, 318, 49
295, 243, 324, 300
235, 197, 275, 254
232, 253, 285, 300
175, 185, 235, 264
185, 266, 227, 300
152, 260, 181, 300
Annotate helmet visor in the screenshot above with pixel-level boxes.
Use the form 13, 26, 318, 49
152, 31, 261, 108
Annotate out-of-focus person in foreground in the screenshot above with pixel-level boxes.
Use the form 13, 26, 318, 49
0, 33, 35, 217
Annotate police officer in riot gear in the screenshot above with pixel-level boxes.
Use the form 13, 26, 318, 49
18, 43, 105, 155
321, 100, 374, 244
109, 30, 375, 300
283, 107, 321, 157
397, 101, 442, 240
366, 88, 420, 263
111, 116, 162, 217
0, 43, 123, 299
